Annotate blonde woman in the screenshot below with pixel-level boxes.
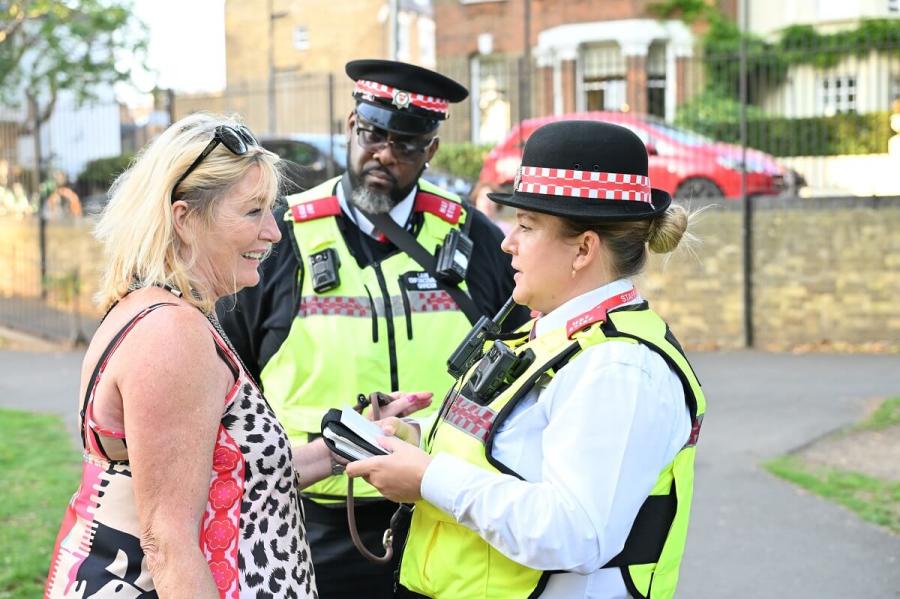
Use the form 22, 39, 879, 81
349, 121, 707, 599
44, 114, 337, 598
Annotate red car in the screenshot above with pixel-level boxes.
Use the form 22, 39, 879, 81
477, 111, 788, 201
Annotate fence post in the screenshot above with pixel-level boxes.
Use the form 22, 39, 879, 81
739, 0, 754, 349
70, 266, 88, 346
327, 73, 336, 179
29, 96, 48, 300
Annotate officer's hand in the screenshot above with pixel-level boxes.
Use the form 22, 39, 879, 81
376, 416, 421, 445
345, 437, 431, 503
375, 391, 433, 419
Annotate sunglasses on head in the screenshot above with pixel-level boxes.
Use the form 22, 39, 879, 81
170, 124, 258, 203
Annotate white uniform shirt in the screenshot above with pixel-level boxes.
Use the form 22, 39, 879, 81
420, 279, 692, 598
336, 181, 416, 238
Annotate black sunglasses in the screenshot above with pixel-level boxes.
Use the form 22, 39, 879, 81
354, 120, 435, 162
170, 124, 258, 203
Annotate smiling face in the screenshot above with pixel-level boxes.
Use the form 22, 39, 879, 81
189, 164, 281, 298
501, 209, 591, 314
345, 111, 438, 209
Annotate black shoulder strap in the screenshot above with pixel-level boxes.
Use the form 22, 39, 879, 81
365, 209, 483, 325
342, 176, 483, 324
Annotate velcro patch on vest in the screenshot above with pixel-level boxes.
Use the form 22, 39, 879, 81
299, 295, 371, 317
290, 196, 341, 222
401, 273, 460, 313
445, 396, 497, 443
414, 192, 462, 224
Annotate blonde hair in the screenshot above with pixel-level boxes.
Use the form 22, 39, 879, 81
559, 203, 695, 278
94, 112, 281, 314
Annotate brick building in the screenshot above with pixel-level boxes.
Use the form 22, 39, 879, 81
433, 0, 734, 143
176, 0, 437, 136
225, 0, 436, 89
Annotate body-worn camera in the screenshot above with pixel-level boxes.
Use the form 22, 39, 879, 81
309, 248, 341, 293
464, 342, 535, 404
434, 229, 473, 285
447, 296, 517, 378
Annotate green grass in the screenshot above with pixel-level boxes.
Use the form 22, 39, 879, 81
0, 408, 80, 599
856, 396, 900, 431
766, 457, 900, 534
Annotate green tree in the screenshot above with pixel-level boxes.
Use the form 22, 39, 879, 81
0, 0, 148, 132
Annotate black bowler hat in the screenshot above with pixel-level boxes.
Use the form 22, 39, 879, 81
346, 59, 468, 136
488, 120, 672, 221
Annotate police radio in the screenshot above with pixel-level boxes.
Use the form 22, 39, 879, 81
465, 342, 535, 404
309, 248, 341, 293
434, 229, 473, 285
446, 295, 516, 379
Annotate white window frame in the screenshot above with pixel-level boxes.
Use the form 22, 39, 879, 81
818, 75, 857, 115
889, 0, 899, 14
293, 26, 310, 51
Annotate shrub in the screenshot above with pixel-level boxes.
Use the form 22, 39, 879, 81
76, 154, 134, 194
430, 143, 493, 182
677, 104, 893, 157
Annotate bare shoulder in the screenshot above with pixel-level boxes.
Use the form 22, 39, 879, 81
103, 294, 230, 401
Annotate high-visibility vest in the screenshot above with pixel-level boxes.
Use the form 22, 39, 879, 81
400, 303, 705, 598
261, 176, 475, 501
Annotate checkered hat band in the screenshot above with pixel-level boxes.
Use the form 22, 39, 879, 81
354, 80, 450, 115
516, 167, 652, 203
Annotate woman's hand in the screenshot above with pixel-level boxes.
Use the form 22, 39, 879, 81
344, 437, 432, 503
368, 391, 433, 419
376, 416, 421, 445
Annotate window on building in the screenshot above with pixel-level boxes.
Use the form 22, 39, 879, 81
418, 18, 436, 69
819, 75, 856, 115
891, 75, 900, 104
293, 26, 309, 51
646, 42, 667, 119
582, 43, 626, 112
397, 13, 412, 62
471, 56, 511, 144
889, 0, 899, 13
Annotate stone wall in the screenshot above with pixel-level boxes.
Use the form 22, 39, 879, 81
2, 196, 899, 350
639, 196, 900, 351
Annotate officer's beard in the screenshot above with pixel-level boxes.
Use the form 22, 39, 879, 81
350, 186, 394, 215
347, 148, 425, 215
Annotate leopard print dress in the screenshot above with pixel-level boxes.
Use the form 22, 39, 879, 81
45, 303, 318, 598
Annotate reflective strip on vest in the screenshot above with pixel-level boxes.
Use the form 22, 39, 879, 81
400, 307, 706, 599
261, 176, 475, 502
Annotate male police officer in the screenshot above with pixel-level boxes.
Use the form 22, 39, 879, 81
219, 59, 528, 598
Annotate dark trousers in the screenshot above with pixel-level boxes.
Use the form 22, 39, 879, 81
303, 497, 425, 599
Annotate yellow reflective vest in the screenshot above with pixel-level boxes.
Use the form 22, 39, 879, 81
401, 303, 705, 598
261, 176, 475, 501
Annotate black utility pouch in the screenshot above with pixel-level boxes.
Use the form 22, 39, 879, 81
309, 248, 341, 293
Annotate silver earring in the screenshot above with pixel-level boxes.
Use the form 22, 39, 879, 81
424, 162, 430, 169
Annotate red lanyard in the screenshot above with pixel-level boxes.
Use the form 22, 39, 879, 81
565, 287, 639, 338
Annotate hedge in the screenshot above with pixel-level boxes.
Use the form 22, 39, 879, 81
682, 112, 894, 157
429, 143, 493, 182
76, 154, 134, 193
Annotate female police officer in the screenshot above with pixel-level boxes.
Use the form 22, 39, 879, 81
346, 120, 706, 599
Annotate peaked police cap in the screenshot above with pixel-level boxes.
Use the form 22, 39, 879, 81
346, 59, 468, 135
488, 120, 672, 221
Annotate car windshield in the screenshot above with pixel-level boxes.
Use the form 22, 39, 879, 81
642, 119, 715, 147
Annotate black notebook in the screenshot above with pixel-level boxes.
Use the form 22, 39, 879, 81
321, 407, 391, 461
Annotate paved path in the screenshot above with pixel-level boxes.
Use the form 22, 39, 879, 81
1, 348, 898, 597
